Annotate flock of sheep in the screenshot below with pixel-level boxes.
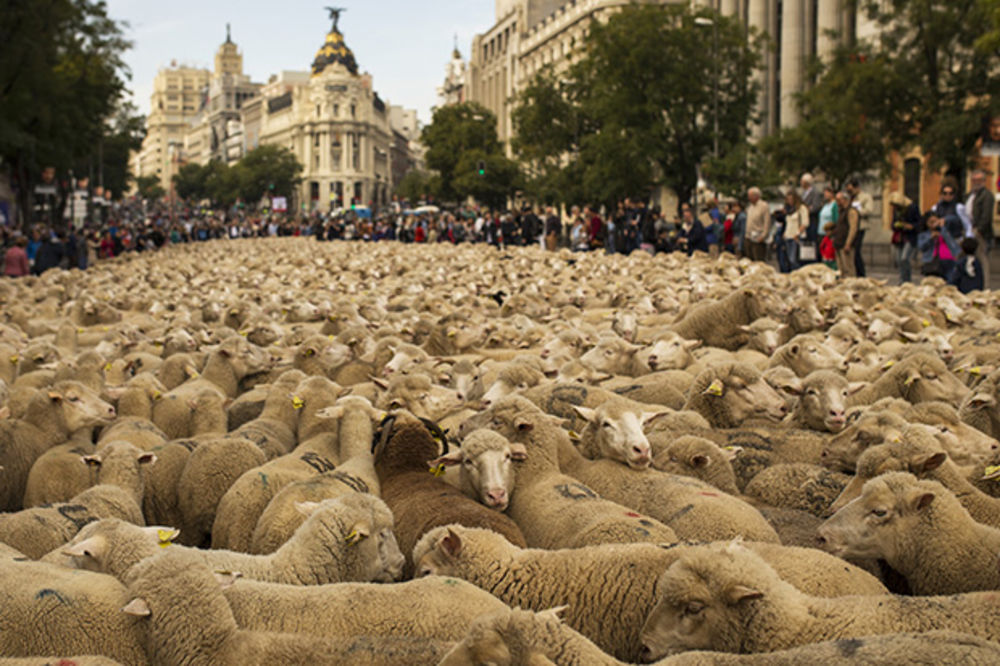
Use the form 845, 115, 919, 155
2, 237, 1000, 664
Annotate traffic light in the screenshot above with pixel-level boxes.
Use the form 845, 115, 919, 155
477, 160, 486, 177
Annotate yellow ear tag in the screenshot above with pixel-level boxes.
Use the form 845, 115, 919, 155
153, 342, 163, 347
707, 380, 724, 396
328, 335, 335, 340
429, 463, 446, 477
102, 327, 109, 332
9, 355, 18, 364
104, 362, 113, 372
239, 331, 248, 337
152, 391, 162, 400
345, 530, 360, 544
985, 465, 1000, 478
156, 529, 174, 548
567, 430, 581, 441
882, 360, 896, 369
292, 396, 304, 410
304, 349, 314, 356
922, 319, 931, 327
723, 445, 737, 451
970, 367, 982, 375
447, 330, 457, 337
77, 328, 84, 333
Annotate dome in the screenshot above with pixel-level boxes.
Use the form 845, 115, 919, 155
311, 11, 358, 77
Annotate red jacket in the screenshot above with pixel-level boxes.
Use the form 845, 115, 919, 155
3, 246, 29, 277
588, 215, 603, 242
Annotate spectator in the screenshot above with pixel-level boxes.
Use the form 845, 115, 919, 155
26, 228, 41, 268
931, 179, 972, 246
888, 192, 920, 284
731, 200, 746, 256
571, 216, 589, 252
705, 198, 722, 259
606, 203, 621, 255
585, 206, 603, 250
949, 236, 984, 294
918, 211, 959, 279
677, 205, 707, 256
34, 230, 64, 275
3, 236, 30, 277
832, 191, 860, 278
800, 173, 823, 245
845, 178, 873, 277
967, 169, 994, 286
544, 206, 560, 251
818, 186, 838, 244
744, 186, 770, 262
781, 189, 809, 273
819, 221, 837, 270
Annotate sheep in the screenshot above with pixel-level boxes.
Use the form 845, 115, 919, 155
819, 471, 1000, 595
597, 372, 688, 410
22, 438, 98, 508
831, 426, 1000, 528
0, 440, 154, 558
847, 352, 969, 408
649, 435, 742, 496
121, 547, 443, 666
374, 412, 526, 576
820, 408, 909, 473
901, 401, 999, 466
211, 378, 349, 551
480, 362, 548, 407
414, 526, 885, 663
430, 428, 527, 510
767, 335, 846, 377
743, 463, 850, 518
786, 370, 865, 432
45, 518, 179, 574
739, 317, 788, 355
221, 575, 508, 642
578, 336, 657, 378
447, 358, 486, 403
682, 363, 788, 429
569, 400, 669, 468
668, 287, 786, 350
762, 366, 802, 412
247, 395, 382, 555
463, 396, 778, 544
843, 340, 885, 381
638, 540, 1000, 659
373, 373, 463, 423
442, 608, 1000, 666
0, 380, 116, 511
0, 558, 147, 664
959, 370, 1000, 439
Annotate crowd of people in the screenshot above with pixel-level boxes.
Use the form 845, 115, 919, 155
2, 170, 995, 292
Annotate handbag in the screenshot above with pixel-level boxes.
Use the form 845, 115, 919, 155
799, 242, 817, 261
920, 244, 943, 277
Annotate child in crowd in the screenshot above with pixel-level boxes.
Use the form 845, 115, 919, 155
819, 221, 837, 271
949, 237, 985, 293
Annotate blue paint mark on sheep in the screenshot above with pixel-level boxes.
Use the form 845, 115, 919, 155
835, 638, 863, 657
35, 589, 68, 604
664, 504, 695, 523
554, 483, 598, 500
258, 472, 268, 488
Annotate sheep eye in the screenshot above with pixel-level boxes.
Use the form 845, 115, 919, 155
673, 342, 680, 347
684, 602, 705, 616
463, 460, 473, 467
925, 373, 937, 380
602, 422, 613, 429
68, 396, 80, 402
871, 509, 887, 518
842, 391, 848, 397
806, 389, 818, 396
939, 426, 949, 434
504, 453, 511, 461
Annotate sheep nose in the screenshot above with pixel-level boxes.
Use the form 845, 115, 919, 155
456, 392, 464, 401
779, 404, 789, 415
479, 399, 491, 409
639, 646, 655, 664
486, 489, 507, 506
820, 449, 828, 458
815, 534, 828, 547
107, 406, 117, 418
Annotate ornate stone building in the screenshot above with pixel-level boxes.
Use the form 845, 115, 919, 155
436, 43, 469, 108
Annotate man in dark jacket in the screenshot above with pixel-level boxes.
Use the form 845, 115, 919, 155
33, 230, 65, 274
968, 170, 994, 286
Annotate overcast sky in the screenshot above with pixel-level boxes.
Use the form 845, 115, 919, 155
104, 0, 495, 125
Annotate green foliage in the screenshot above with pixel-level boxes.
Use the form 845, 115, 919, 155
702, 143, 782, 200
511, 4, 762, 207
171, 146, 302, 208
395, 169, 434, 204
89, 101, 146, 199
135, 175, 164, 201
172, 163, 207, 202
0, 0, 132, 223
421, 102, 519, 205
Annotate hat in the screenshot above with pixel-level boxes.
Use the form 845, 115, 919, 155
888, 192, 910, 208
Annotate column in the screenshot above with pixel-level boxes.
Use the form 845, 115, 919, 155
816, 0, 842, 63
720, 0, 738, 17
748, 0, 778, 137
780, 0, 806, 128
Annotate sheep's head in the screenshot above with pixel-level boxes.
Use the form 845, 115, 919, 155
651, 435, 739, 493
893, 354, 969, 407
296, 493, 404, 583
641, 332, 700, 371
818, 472, 942, 563
412, 524, 514, 579
480, 364, 546, 408
821, 409, 907, 473
904, 401, 1000, 466
793, 370, 865, 433
382, 344, 429, 377
438, 607, 568, 666
689, 364, 788, 427
216, 337, 272, 378
46, 380, 117, 431
61, 519, 179, 578
429, 429, 526, 511
572, 403, 666, 469
775, 335, 846, 377
640, 542, 776, 659
376, 374, 463, 422
739, 318, 785, 356
578, 336, 643, 375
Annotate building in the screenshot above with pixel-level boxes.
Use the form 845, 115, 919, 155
249, 11, 396, 211
136, 63, 211, 191
436, 43, 469, 107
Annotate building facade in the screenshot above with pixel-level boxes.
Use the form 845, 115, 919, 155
436, 45, 469, 108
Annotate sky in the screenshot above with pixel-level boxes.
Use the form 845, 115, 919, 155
103, 0, 496, 125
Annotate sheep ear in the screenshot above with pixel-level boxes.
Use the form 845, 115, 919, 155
780, 380, 803, 396
371, 378, 390, 391
62, 536, 105, 560
440, 527, 463, 558
294, 501, 322, 516
82, 455, 102, 468
682, 339, 702, 351
572, 406, 597, 423
722, 445, 743, 461
690, 454, 710, 468
48, 391, 64, 403
920, 452, 947, 472
137, 452, 157, 466
726, 585, 763, 605
969, 393, 996, 409
427, 451, 463, 468
847, 382, 868, 395
912, 492, 935, 511
642, 411, 672, 428
903, 370, 921, 387
789, 344, 801, 356
538, 605, 569, 621
0, 406, 9, 419
316, 406, 343, 420
122, 598, 151, 617
345, 522, 370, 546
900, 331, 920, 341
213, 570, 243, 589
703, 380, 725, 397
509, 443, 528, 461
738, 325, 753, 334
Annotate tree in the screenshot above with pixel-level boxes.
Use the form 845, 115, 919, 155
395, 169, 434, 205
421, 102, 519, 204
172, 163, 209, 201
511, 4, 763, 208
0, 0, 131, 225
135, 175, 164, 201
78, 100, 145, 200
236, 145, 302, 202
453, 150, 521, 210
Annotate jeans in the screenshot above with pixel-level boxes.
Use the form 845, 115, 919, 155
854, 229, 867, 277
896, 241, 916, 284
785, 239, 800, 271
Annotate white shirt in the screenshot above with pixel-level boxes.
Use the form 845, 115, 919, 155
957, 202, 974, 238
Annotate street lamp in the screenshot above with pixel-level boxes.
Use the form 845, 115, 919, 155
694, 16, 720, 160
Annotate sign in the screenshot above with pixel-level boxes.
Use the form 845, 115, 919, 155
272, 196, 288, 212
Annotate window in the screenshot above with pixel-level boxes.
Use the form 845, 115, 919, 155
316, 104, 321, 117
333, 104, 339, 117
351, 103, 357, 118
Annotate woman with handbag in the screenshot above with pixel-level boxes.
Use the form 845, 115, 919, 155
918, 212, 959, 278
781, 190, 809, 272
889, 192, 920, 284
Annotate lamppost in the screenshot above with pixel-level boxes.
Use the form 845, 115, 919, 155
694, 15, 720, 159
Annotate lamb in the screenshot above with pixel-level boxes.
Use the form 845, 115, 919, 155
211, 377, 349, 551
766, 335, 846, 377
819, 472, 1000, 595
638, 540, 1000, 659
448, 358, 486, 403
682, 363, 788, 429
430, 428, 527, 510
221, 575, 508, 642
739, 317, 788, 355
0, 440, 154, 558
462, 397, 778, 544
786, 370, 864, 432
414, 526, 886, 663
247, 395, 382, 554
570, 400, 670, 468
61, 494, 403, 585
0, 558, 147, 664
668, 287, 786, 350
0, 380, 116, 511
847, 352, 969, 408
121, 548, 442, 666
374, 411, 526, 576
830, 426, 1000, 528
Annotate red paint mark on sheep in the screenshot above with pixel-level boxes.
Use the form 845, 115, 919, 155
699, 492, 719, 497
625, 511, 640, 517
